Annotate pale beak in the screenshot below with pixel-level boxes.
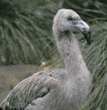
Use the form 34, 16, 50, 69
73, 19, 91, 45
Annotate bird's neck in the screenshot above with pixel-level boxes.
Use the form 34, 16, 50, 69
57, 33, 86, 77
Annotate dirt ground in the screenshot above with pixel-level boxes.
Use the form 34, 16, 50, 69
0, 65, 38, 103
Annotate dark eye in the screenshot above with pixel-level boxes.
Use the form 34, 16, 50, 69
67, 17, 73, 21
64, 30, 70, 36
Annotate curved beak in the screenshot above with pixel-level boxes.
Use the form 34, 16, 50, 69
73, 19, 91, 45
83, 30, 91, 45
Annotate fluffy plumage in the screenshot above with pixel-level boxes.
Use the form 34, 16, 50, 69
0, 9, 91, 110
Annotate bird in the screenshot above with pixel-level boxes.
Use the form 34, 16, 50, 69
0, 9, 91, 110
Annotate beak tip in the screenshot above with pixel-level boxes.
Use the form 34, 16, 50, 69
83, 30, 91, 45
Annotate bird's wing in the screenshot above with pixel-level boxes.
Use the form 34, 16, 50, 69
0, 68, 65, 109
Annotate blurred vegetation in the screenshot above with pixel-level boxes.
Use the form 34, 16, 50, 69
80, 22, 107, 110
0, 0, 107, 109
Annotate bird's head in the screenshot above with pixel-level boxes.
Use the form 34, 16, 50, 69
53, 9, 91, 44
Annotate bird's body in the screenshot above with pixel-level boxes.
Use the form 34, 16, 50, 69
0, 9, 91, 110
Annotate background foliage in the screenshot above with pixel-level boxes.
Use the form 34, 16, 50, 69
0, 0, 107, 109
